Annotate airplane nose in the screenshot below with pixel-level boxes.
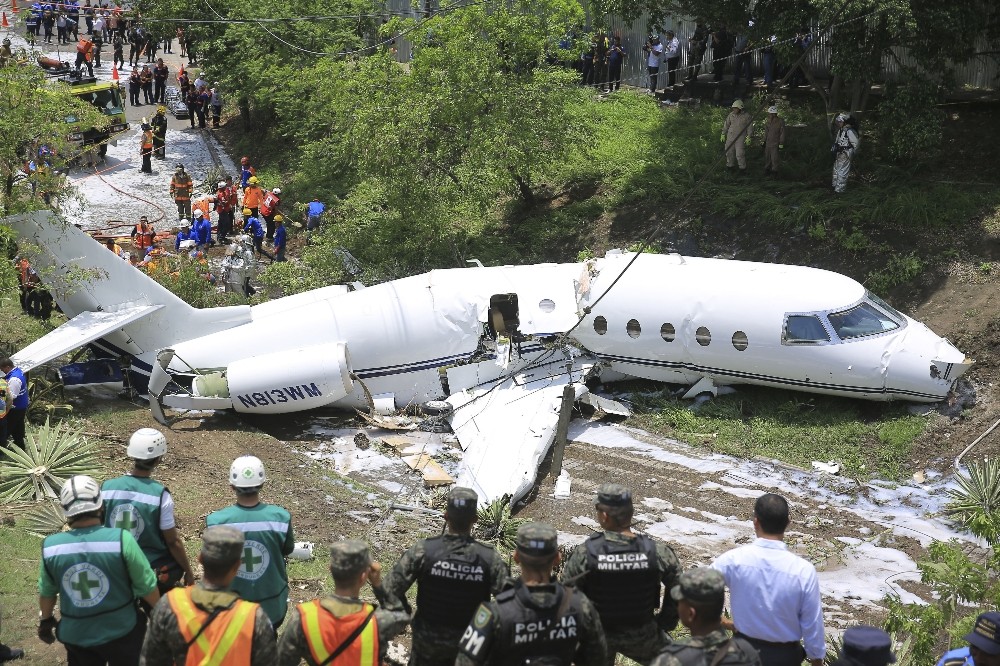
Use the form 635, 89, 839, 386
885, 320, 971, 400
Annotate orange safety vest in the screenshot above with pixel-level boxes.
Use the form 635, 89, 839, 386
17, 259, 30, 286
141, 130, 153, 150
134, 224, 154, 248
242, 186, 263, 209
194, 197, 212, 217
299, 600, 377, 666
166, 587, 256, 666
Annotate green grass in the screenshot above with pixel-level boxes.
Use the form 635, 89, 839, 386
629, 386, 929, 480
0, 526, 46, 653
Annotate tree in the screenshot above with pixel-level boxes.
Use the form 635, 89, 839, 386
0, 64, 105, 215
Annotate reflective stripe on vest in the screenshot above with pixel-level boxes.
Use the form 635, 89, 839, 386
299, 600, 377, 666
167, 587, 255, 666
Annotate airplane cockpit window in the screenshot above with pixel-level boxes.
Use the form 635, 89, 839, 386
594, 316, 608, 335
828, 302, 899, 340
627, 319, 641, 338
784, 315, 830, 344
866, 291, 904, 321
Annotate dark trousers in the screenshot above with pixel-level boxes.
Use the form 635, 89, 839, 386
736, 633, 805, 666
217, 210, 233, 241
713, 52, 730, 81
647, 65, 659, 91
2, 409, 26, 448
128, 46, 138, 65
252, 236, 274, 262
75, 52, 93, 77
153, 137, 165, 158
687, 49, 704, 79
64, 612, 145, 666
212, 104, 221, 127
608, 61, 622, 90
129, 86, 139, 105
154, 80, 165, 103
666, 56, 680, 86
140, 150, 152, 173
264, 213, 275, 240
736, 53, 752, 83
142, 83, 153, 104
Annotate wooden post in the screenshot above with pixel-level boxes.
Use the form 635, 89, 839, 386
551, 384, 576, 478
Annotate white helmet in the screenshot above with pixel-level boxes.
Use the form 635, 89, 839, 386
272, 187, 281, 195
128, 428, 167, 460
230, 455, 267, 488
60, 475, 103, 518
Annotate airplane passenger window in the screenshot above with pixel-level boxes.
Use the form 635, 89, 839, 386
828, 303, 899, 339
594, 316, 608, 335
696, 326, 711, 346
538, 298, 556, 313
627, 319, 641, 338
732, 331, 748, 351
784, 315, 830, 343
661, 323, 675, 342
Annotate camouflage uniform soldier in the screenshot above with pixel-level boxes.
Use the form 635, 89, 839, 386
457, 523, 607, 666
384, 487, 510, 666
561, 484, 682, 666
651, 569, 760, 666
277, 540, 410, 665
140, 526, 277, 665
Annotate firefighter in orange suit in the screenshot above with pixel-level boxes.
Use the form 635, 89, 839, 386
277, 540, 409, 665
139, 525, 276, 665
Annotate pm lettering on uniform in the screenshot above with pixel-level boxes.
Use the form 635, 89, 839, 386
460, 626, 486, 656
596, 552, 650, 570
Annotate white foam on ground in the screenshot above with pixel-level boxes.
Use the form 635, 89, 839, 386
818, 537, 923, 606
568, 421, 731, 473
299, 437, 401, 475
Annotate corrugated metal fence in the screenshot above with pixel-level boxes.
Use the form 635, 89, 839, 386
383, 1, 998, 91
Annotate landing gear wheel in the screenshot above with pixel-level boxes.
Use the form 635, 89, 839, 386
421, 400, 453, 416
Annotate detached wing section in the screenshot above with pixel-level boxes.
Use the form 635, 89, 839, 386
449, 359, 593, 505
12, 306, 164, 371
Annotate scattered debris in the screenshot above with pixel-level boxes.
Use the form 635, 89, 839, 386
811, 460, 841, 475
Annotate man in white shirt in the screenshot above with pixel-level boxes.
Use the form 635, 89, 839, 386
644, 35, 664, 93
663, 30, 681, 87
712, 493, 825, 666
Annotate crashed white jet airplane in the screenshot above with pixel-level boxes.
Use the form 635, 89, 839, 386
9, 211, 971, 503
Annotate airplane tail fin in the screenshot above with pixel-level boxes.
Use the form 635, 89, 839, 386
6, 210, 250, 365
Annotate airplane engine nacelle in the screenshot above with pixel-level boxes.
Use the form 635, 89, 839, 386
211, 343, 352, 414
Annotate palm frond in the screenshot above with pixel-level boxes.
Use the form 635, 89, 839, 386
20, 501, 68, 537
0, 418, 100, 503
947, 458, 1000, 545
474, 496, 526, 551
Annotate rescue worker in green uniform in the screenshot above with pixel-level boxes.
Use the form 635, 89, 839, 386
101, 428, 195, 596
140, 525, 277, 665
205, 455, 295, 629
561, 483, 683, 666
456, 522, 607, 666
651, 568, 761, 666
277, 539, 411, 665
384, 486, 510, 666
38, 475, 160, 665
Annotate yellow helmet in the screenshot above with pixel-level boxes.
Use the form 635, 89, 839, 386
157, 105, 166, 114
242, 208, 252, 216
274, 214, 284, 222
248, 176, 259, 185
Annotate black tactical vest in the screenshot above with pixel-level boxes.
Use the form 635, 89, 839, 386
659, 636, 761, 666
416, 536, 493, 630
494, 582, 584, 666
582, 532, 660, 629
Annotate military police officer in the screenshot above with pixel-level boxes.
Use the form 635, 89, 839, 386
102, 428, 196, 596
38, 475, 160, 663
384, 486, 510, 666
457, 522, 607, 666
140, 525, 277, 665
206, 456, 295, 629
561, 483, 683, 665
277, 540, 410, 665
651, 569, 760, 666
